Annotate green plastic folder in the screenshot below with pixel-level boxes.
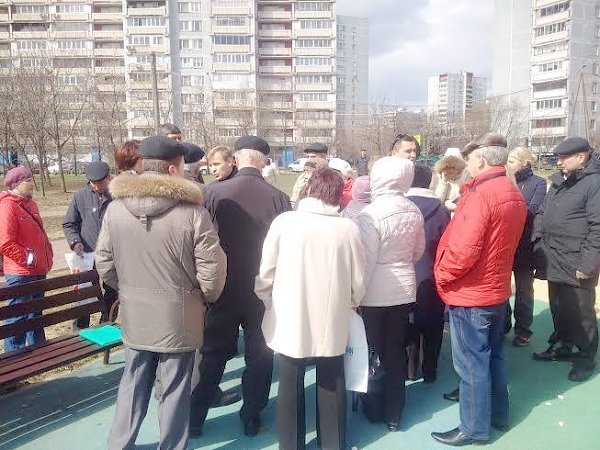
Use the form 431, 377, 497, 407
79, 325, 122, 347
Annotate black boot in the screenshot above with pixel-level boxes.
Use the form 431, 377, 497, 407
443, 388, 459, 402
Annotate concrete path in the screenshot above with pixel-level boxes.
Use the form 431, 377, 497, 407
0, 300, 599, 449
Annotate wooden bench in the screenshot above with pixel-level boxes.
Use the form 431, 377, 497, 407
0, 270, 120, 389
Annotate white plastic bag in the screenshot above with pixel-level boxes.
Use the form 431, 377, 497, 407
65, 252, 97, 306
344, 310, 369, 393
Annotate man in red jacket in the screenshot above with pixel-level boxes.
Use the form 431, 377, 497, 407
431, 133, 526, 446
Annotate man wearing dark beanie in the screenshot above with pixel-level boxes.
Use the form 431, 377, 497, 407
63, 161, 115, 330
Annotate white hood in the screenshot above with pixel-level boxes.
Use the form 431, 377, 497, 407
370, 156, 414, 199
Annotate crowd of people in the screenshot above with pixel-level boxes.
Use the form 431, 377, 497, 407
0, 125, 598, 449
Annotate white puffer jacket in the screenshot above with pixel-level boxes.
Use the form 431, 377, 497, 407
356, 157, 425, 307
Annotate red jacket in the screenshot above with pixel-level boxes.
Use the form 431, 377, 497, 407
341, 178, 354, 209
434, 167, 526, 307
0, 191, 53, 275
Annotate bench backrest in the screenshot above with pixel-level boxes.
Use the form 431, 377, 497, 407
0, 270, 105, 341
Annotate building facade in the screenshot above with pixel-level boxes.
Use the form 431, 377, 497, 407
427, 72, 487, 133
0, 0, 338, 159
336, 15, 368, 132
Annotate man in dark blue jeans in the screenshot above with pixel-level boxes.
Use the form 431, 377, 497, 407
432, 133, 526, 446
4, 274, 46, 352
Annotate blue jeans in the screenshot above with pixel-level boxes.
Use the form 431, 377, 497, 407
449, 303, 509, 441
3, 274, 46, 353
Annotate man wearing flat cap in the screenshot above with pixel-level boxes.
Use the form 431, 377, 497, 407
190, 135, 291, 438
181, 141, 206, 184
432, 132, 526, 446
63, 161, 116, 329
96, 135, 227, 449
290, 142, 329, 206
532, 136, 600, 382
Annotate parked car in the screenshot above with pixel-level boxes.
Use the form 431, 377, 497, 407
288, 158, 308, 172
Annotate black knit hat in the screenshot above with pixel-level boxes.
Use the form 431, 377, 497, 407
181, 142, 205, 163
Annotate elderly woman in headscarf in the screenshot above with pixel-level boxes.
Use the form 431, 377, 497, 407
342, 175, 370, 221
432, 147, 470, 212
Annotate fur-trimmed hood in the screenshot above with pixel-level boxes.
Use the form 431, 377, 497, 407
109, 172, 203, 219
434, 155, 466, 174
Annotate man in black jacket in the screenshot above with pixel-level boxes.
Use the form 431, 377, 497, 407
62, 161, 117, 328
189, 136, 290, 438
532, 137, 600, 382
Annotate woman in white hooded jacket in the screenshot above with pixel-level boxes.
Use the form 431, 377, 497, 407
356, 156, 425, 431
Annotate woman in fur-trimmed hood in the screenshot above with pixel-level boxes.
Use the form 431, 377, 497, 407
432, 148, 470, 212
96, 171, 227, 353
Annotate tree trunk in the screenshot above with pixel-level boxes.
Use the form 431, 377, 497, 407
57, 147, 67, 193
43, 151, 52, 187
35, 148, 45, 197
72, 139, 78, 176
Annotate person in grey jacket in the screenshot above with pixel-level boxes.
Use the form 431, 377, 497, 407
62, 161, 116, 329
532, 137, 600, 382
96, 135, 227, 450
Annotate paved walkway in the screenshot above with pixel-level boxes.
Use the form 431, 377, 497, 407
0, 300, 598, 449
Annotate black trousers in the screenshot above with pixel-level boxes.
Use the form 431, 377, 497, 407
76, 282, 118, 329
548, 281, 598, 365
361, 304, 411, 425
190, 293, 273, 430
406, 321, 444, 380
277, 354, 345, 450
511, 268, 535, 336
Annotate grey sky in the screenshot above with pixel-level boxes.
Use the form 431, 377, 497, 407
337, 0, 494, 108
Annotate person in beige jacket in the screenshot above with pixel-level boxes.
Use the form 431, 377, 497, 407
96, 135, 227, 450
255, 167, 366, 450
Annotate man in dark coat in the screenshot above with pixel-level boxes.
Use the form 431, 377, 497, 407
532, 137, 600, 382
190, 136, 291, 438
357, 149, 370, 176
62, 161, 116, 328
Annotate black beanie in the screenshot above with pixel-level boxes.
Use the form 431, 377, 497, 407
412, 164, 432, 188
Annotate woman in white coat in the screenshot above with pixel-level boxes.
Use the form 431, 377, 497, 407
356, 156, 425, 431
255, 167, 366, 450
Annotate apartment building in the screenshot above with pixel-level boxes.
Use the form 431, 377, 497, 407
427, 72, 487, 132
0, 0, 338, 155
494, 0, 600, 151
336, 15, 368, 132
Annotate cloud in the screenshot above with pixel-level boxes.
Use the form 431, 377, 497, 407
337, 0, 493, 106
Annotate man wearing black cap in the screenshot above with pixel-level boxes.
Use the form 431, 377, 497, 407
96, 134, 227, 449
532, 136, 600, 382
181, 141, 206, 184
190, 135, 291, 438
62, 161, 116, 329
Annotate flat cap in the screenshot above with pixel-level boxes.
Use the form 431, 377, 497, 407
85, 161, 110, 182
305, 142, 328, 154
181, 142, 205, 163
462, 133, 507, 157
304, 157, 329, 172
554, 137, 591, 156
234, 135, 270, 155
140, 135, 187, 160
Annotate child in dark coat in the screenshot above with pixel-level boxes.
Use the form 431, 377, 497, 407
406, 165, 451, 382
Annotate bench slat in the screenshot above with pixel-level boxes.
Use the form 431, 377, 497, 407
0, 302, 104, 340
0, 334, 74, 363
0, 285, 103, 320
0, 271, 100, 302
0, 340, 119, 387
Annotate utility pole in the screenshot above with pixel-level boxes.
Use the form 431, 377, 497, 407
151, 52, 160, 133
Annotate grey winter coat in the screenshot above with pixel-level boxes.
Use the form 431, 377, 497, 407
533, 156, 600, 287
63, 184, 111, 252
95, 172, 227, 353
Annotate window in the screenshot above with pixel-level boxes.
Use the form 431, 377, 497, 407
54, 22, 89, 32
297, 39, 331, 48
296, 57, 331, 66
297, 2, 332, 11
130, 72, 154, 82
181, 57, 203, 68
297, 75, 331, 84
133, 109, 152, 119
215, 91, 246, 101
213, 73, 250, 84
127, 17, 166, 27
130, 54, 168, 65
213, 53, 250, 63
213, 35, 250, 45
538, 61, 563, 72
302, 128, 332, 138
128, 35, 164, 46
212, 0, 246, 6
95, 58, 124, 67
56, 40, 87, 50
533, 79, 567, 92
180, 39, 202, 50
181, 75, 203, 86
297, 111, 332, 120
16, 40, 47, 50
15, 5, 48, 13
532, 118, 565, 128
55, 4, 85, 13
540, 1, 569, 17
593, 102, 597, 112
535, 98, 562, 109
20, 58, 48, 68
218, 128, 244, 137
178, 2, 202, 13
54, 58, 90, 68
591, 119, 596, 131
298, 93, 327, 101
57, 74, 87, 85
594, 63, 599, 75
596, 5, 600, 18
179, 20, 201, 32
181, 93, 204, 105
214, 17, 247, 27
594, 82, 599, 94
13, 23, 49, 32
534, 21, 567, 37
533, 41, 568, 55
300, 20, 332, 29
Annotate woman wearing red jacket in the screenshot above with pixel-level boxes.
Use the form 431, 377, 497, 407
0, 166, 53, 352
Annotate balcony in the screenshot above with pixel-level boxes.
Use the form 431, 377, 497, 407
258, 81, 292, 91
51, 30, 90, 39
94, 47, 125, 57
52, 12, 90, 21
94, 30, 123, 39
211, 25, 251, 35
296, 101, 334, 110
294, 28, 335, 38
531, 107, 567, 119
259, 65, 291, 75
295, 83, 333, 92
258, 47, 291, 57
532, 68, 568, 83
294, 10, 333, 20
531, 126, 566, 136
127, 6, 166, 16
258, 100, 293, 109
126, 44, 169, 54
11, 13, 49, 22
93, 13, 123, 22
211, 5, 251, 16
0, 31, 9, 39
258, 29, 292, 39
54, 47, 89, 57
294, 47, 334, 57
294, 65, 333, 74
13, 30, 49, 39
533, 30, 569, 46
211, 44, 251, 53
258, 10, 291, 20
532, 49, 568, 64
0, 12, 9, 21
213, 98, 253, 109
0, 48, 9, 57
127, 26, 168, 36
534, 10, 570, 27
532, 87, 567, 100
212, 62, 252, 72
